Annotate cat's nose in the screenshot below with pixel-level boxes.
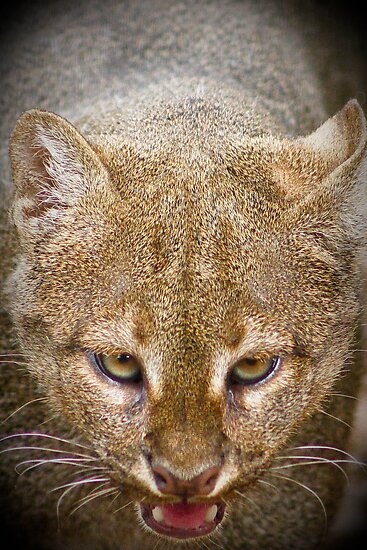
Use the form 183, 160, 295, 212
152, 464, 220, 496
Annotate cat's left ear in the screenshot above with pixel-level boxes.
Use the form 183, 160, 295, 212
297, 99, 367, 184
270, 100, 367, 199
283, 100, 367, 242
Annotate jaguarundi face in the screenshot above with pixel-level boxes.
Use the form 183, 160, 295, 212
7, 98, 366, 540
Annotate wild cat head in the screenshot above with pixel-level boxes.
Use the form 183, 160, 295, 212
7, 99, 367, 539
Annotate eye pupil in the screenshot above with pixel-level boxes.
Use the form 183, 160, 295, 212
117, 354, 131, 363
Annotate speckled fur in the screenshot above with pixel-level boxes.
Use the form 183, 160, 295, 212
1, 1, 367, 549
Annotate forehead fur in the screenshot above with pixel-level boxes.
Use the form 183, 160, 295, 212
26, 132, 355, 359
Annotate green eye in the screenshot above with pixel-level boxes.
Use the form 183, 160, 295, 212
230, 356, 280, 386
94, 353, 143, 383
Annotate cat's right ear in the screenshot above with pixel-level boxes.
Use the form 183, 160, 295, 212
9, 109, 109, 235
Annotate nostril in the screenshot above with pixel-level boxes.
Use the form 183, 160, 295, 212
205, 474, 218, 492
197, 466, 220, 495
152, 465, 175, 493
154, 472, 167, 491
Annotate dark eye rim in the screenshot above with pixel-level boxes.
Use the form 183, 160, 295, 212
228, 355, 282, 387
88, 351, 144, 384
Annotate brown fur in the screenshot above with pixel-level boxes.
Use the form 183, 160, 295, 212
1, 1, 367, 549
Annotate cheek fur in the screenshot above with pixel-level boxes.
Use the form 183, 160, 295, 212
47, 352, 145, 437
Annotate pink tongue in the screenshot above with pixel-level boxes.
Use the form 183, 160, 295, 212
161, 502, 211, 529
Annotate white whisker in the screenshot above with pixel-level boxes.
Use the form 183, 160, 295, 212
69, 484, 117, 516
15, 457, 99, 476
67, 466, 109, 478
107, 490, 121, 510
271, 461, 348, 480
234, 489, 262, 514
0, 432, 93, 451
287, 445, 365, 467
257, 478, 281, 493
0, 360, 28, 366
1, 445, 97, 461
329, 393, 359, 401
76, 481, 110, 501
269, 472, 327, 530
56, 483, 80, 525
1, 397, 48, 424
204, 535, 226, 550
54, 471, 111, 524
50, 476, 109, 494
316, 409, 352, 429
38, 415, 60, 427
273, 455, 354, 480
0, 353, 26, 358
113, 500, 135, 514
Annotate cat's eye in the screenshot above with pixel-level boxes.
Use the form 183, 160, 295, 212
229, 356, 281, 386
93, 352, 143, 383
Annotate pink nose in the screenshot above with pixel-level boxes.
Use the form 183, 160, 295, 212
152, 465, 220, 497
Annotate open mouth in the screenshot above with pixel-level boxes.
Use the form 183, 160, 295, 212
141, 500, 226, 539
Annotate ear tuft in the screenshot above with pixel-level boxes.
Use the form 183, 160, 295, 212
9, 109, 108, 232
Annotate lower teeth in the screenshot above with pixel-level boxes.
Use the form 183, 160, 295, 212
152, 506, 164, 523
150, 504, 218, 526
205, 505, 218, 523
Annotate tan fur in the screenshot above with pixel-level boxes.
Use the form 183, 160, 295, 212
1, 1, 367, 549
